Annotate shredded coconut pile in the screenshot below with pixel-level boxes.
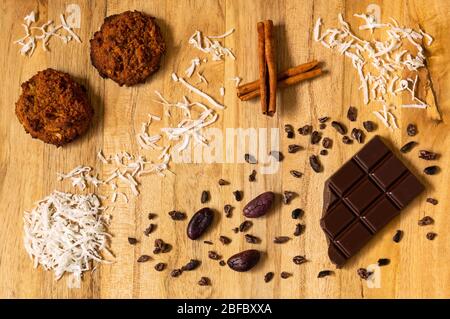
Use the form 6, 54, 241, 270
314, 13, 434, 129
188, 29, 236, 61
23, 191, 112, 288
14, 11, 81, 57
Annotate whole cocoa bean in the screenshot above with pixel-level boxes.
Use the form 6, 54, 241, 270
243, 191, 275, 218
187, 208, 214, 240
227, 249, 261, 272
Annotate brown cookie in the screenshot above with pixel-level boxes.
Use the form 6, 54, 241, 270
90, 11, 166, 86
15, 68, 93, 147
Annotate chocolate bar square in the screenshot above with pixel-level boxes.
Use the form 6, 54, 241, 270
321, 135, 424, 267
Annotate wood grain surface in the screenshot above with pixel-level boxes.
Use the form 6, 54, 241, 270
0, 0, 449, 299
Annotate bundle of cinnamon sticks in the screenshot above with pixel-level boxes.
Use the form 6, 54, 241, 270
237, 20, 323, 116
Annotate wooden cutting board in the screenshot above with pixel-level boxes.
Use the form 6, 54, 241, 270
0, 0, 448, 298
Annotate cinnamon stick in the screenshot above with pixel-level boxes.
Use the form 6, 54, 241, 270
238, 67, 322, 101
237, 60, 319, 97
264, 20, 277, 116
257, 22, 268, 115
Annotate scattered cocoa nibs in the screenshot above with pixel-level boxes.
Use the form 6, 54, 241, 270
311, 131, 322, 144
239, 220, 253, 232
342, 135, 353, 144
144, 223, 156, 236
293, 255, 307, 265
393, 230, 404, 243
218, 179, 230, 186
248, 169, 257, 182
219, 236, 231, 245
288, 144, 302, 153
331, 121, 347, 135
273, 236, 290, 244
426, 198, 438, 205
294, 223, 305, 237
424, 166, 439, 175
181, 259, 201, 271
363, 121, 376, 132
309, 155, 322, 173
317, 270, 333, 278
284, 124, 295, 138
170, 269, 183, 277
203, 240, 213, 245
280, 272, 292, 279
322, 137, 332, 149
154, 262, 166, 272
357, 268, 372, 280
153, 239, 171, 254
137, 255, 151, 263
426, 232, 437, 240
400, 141, 417, 153
168, 210, 186, 221
219, 260, 226, 266
147, 213, 157, 220
198, 277, 211, 286
264, 272, 274, 283
319, 123, 326, 130
418, 216, 434, 226
351, 128, 364, 144
245, 234, 261, 244
208, 251, 221, 260
224, 204, 233, 218
291, 208, 304, 219
347, 106, 358, 121
282, 191, 297, 204
298, 125, 312, 135
289, 170, 303, 178
377, 258, 390, 266
407, 123, 418, 136
320, 149, 328, 156
233, 190, 243, 201
201, 190, 210, 203
128, 237, 138, 245
244, 153, 257, 164
269, 150, 284, 161
318, 116, 329, 123
419, 150, 438, 160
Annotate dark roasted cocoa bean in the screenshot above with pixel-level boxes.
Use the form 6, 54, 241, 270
309, 155, 322, 172
331, 121, 347, 134
243, 191, 275, 218
227, 249, 261, 272
187, 208, 214, 240
347, 106, 357, 121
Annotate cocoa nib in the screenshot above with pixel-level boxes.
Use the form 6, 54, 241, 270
418, 216, 434, 226
244, 153, 257, 164
203, 240, 213, 245
424, 166, 439, 175
239, 220, 253, 232
393, 230, 403, 243
269, 150, 284, 161
137, 255, 151, 263
288, 144, 302, 153
171, 269, 182, 277
331, 121, 347, 135
320, 150, 328, 156
357, 268, 372, 280
219, 236, 231, 245
227, 249, 261, 272
181, 259, 201, 271
153, 238, 171, 254
282, 191, 297, 204
187, 207, 214, 240
168, 210, 186, 221
351, 128, 364, 144
144, 224, 156, 236
400, 141, 417, 153
264, 272, 274, 283
208, 251, 221, 260
407, 123, 418, 136
311, 131, 322, 144
245, 234, 261, 244
293, 255, 307, 265
419, 150, 438, 160
233, 190, 243, 201
363, 121, 376, 132
426, 198, 438, 205
426, 232, 437, 240
127, 237, 138, 245
289, 170, 303, 178
273, 236, 290, 244
291, 208, 304, 219
309, 155, 322, 173
280, 272, 292, 279
243, 192, 275, 218
284, 124, 295, 138
317, 270, 333, 278
248, 169, 257, 182
322, 137, 332, 149
342, 136, 353, 144
154, 262, 166, 272
224, 204, 233, 218
200, 190, 210, 203
298, 125, 312, 135
294, 223, 305, 236
198, 277, 211, 286
218, 179, 230, 186
377, 258, 390, 266
347, 106, 357, 121
318, 116, 329, 123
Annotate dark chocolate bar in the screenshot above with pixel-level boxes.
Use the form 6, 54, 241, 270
321, 136, 424, 267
